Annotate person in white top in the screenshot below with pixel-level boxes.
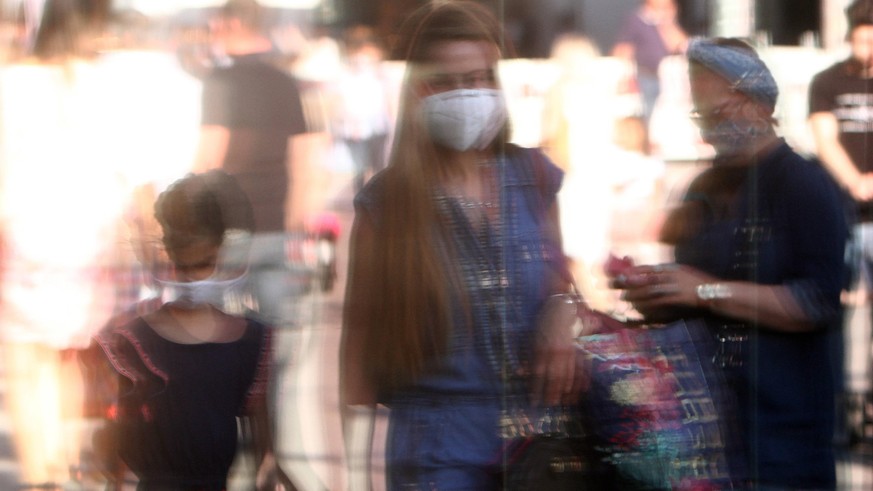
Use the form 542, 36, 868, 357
0, 2, 131, 488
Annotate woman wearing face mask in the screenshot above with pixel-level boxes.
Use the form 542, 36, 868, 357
340, 2, 582, 489
81, 171, 297, 491
613, 38, 848, 489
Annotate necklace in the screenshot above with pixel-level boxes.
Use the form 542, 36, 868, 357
452, 195, 496, 210
439, 159, 500, 233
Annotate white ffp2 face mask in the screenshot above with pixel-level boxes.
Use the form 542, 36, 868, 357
700, 118, 769, 159
150, 229, 253, 311
421, 88, 508, 152
156, 272, 249, 311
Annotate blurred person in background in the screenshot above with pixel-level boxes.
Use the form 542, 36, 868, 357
340, 2, 582, 489
193, 1, 322, 489
615, 37, 848, 489
328, 25, 391, 193
193, 2, 326, 489
194, 0, 310, 330
0, 0, 125, 488
540, 32, 604, 173
91, 8, 204, 311
82, 171, 296, 491
173, 21, 215, 80
502, 0, 581, 59
597, 116, 668, 270
809, 0, 873, 446
540, 34, 611, 312
612, 0, 688, 140
542, 33, 666, 312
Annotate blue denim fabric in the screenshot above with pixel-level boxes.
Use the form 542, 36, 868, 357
385, 398, 504, 490
356, 147, 564, 490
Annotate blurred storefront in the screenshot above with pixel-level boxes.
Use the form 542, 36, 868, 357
0, 0, 849, 53
333, 0, 836, 56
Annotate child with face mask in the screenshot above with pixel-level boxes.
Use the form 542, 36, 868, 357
81, 171, 297, 491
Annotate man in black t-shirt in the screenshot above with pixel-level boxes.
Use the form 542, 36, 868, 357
195, 0, 309, 330
810, 2, 873, 214
809, 0, 873, 446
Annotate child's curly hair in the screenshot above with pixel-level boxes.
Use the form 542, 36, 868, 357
155, 170, 253, 253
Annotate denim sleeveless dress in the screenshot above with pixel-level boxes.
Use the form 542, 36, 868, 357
354, 145, 564, 489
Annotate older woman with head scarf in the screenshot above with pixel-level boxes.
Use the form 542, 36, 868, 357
614, 38, 849, 489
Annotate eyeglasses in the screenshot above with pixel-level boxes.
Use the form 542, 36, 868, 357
688, 96, 749, 128
423, 69, 497, 92
689, 101, 734, 127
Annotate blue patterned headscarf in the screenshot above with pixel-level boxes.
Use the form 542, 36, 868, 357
686, 37, 779, 109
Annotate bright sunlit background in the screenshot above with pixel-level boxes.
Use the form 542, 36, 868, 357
0, 0, 871, 490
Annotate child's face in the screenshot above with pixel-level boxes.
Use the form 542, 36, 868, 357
168, 240, 220, 282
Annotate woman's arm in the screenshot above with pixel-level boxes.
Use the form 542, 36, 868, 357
810, 111, 873, 200
248, 391, 297, 491
340, 212, 379, 406
340, 212, 378, 490
618, 264, 814, 332
618, 161, 847, 333
531, 201, 586, 406
656, 2, 688, 54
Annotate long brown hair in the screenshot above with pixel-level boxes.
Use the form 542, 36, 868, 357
358, 1, 512, 393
